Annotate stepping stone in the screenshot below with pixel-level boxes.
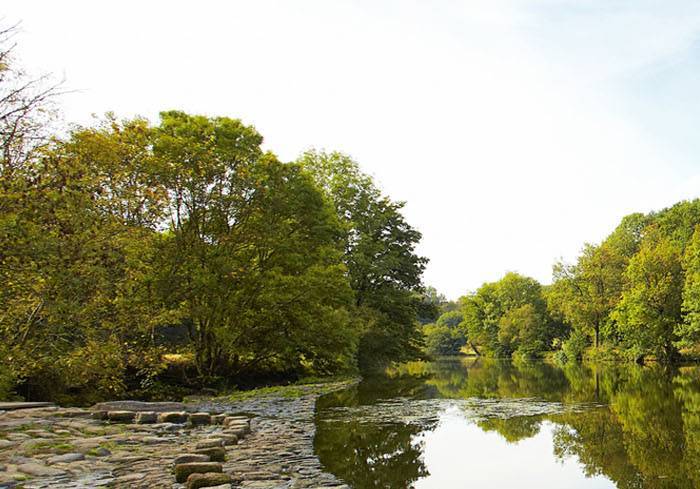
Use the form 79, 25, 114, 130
189, 413, 211, 425
196, 438, 224, 449
174, 462, 222, 483
210, 414, 226, 425
174, 454, 211, 465
158, 411, 189, 424
223, 416, 249, 428
186, 472, 232, 489
219, 434, 238, 446
225, 426, 247, 438
135, 411, 158, 424
194, 447, 226, 462
107, 410, 135, 422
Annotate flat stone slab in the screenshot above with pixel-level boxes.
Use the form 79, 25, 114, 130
0, 402, 54, 410
92, 400, 190, 412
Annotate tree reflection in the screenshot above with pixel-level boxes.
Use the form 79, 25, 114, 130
314, 418, 430, 488
314, 358, 700, 488
477, 415, 543, 443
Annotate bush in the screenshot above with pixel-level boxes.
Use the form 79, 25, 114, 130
424, 323, 466, 356
562, 330, 589, 362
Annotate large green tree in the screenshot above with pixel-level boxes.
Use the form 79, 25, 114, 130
298, 150, 428, 370
461, 272, 555, 357
154, 113, 356, 380
0, 116, 168, 401
680, 226, 700, 348
613, 230, 683, 362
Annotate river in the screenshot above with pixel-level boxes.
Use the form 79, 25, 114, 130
314, 357, 700, 488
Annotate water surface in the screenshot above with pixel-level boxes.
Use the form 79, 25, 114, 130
314, 358, 700, 488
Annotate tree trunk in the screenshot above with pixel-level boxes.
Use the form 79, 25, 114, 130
594, 324, 599, 349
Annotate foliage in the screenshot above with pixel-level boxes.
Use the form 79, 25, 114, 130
152, 113, 357, 380
298, 150, 428, 371
460, 272, 557, 358
613, 230, 683, 362
680, 226, 700, 348
549, 200, 700, 363
0, 100, 427, 399
424, 310, 466, 356
561, 329, 589, 362
0, 23, 63, 175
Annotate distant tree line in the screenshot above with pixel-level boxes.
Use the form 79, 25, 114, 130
0, 26, 428, 402
424, 201, 700, 363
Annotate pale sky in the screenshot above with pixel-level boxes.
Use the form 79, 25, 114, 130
5, 1, 700, 299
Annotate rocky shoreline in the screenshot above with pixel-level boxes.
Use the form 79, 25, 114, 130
0, 381, 354, 489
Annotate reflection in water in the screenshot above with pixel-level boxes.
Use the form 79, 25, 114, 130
314, 358, 700, 488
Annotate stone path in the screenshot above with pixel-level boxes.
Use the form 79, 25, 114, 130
198, 386, 353, 489
0, 381, 354, 489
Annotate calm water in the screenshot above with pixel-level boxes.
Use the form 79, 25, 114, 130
313, 358, 700, 489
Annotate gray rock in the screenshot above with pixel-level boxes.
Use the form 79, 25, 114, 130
0, 402, 54, 410
174, 454, 211, 465
92, 400, 188, 412
17, 462, 67, 477
115, 472, 147, 483
90, 447, 111, 457
155, 422, 182, 432
135, 411, 158, 424
48, 452, 85, 464
0, 439, 15, 449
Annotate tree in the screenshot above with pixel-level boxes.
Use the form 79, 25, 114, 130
679, 226, 700, 348
498, 304, 548, 357
424, 310, 466, 356
154, 114, 356, 379
613, 230, 683, 362
298, 150, 428, 370
0, 23, 63, 179
547, 213, 648, 353
0, 116, 168, 401
549, 243, 627, 349
461, 272, 554, 357
415, 285, 445, 324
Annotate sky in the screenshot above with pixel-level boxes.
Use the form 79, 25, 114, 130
5, 0, 700, 299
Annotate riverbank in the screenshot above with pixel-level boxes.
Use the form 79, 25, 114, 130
0, 380, 356, 489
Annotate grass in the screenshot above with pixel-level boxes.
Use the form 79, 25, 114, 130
184, 375, 358, 403
23, 441, 76, 456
